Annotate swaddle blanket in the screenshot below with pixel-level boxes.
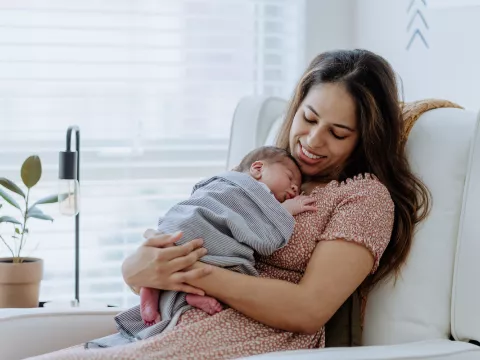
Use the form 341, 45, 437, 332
86, 171, 294, 348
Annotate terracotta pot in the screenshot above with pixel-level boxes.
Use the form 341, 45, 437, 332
0, 257, 43, 308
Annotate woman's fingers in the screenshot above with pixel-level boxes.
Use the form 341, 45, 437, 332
143, 228, 158, 239
171, 266, 212, 284
304, 205, 318, 212
174, 284, 205, 296
137, 230, 210, 293
186, 265, 213, 279
158, 238, 205, 261
169, 248, 208, 273
143, 230, 182, 248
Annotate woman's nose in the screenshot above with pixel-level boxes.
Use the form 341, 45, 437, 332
307, 125, 326, 149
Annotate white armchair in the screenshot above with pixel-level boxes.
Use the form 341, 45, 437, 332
1, 96, 480, 360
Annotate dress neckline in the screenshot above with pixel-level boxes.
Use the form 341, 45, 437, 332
308, 173, 378, 196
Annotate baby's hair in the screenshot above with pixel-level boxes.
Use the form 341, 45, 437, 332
234, 146, 300, 173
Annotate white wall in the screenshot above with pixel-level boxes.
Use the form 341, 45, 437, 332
354, 0, 480, 111
304, 0, 354, 65
304, 0, 479, 111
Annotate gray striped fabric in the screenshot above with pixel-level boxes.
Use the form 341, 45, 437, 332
86, 171, 294, 348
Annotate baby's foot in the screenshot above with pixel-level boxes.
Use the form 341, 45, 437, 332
140, 287, 161, 326
186, 294, 223, 315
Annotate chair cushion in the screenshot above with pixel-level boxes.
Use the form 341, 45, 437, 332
452, 110, 480, 343
264, 116, 282, 146
363, 108, 478, 345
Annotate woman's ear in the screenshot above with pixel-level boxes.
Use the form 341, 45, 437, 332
249, 161, 264, 180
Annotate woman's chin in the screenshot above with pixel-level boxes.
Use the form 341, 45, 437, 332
298, 162, 326, 177
298, 160, 340, 180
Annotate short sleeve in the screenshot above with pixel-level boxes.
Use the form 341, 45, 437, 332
319, 177, 395, 273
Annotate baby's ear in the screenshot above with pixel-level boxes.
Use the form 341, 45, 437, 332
249, 161, 264, 180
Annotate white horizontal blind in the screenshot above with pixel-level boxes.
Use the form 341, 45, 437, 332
0, 0, 305, 307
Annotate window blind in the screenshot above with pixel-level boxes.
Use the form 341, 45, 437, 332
0, 0, 305, 307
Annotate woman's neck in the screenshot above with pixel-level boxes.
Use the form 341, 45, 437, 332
300, 172, 340, 195
301, 181, 329, 195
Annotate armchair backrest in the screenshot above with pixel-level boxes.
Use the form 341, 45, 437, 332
363, 108, 480, 346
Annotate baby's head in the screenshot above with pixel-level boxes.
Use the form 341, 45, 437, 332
235, 146, 302, 202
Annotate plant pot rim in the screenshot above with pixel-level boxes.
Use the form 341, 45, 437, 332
0, 257, 44, 263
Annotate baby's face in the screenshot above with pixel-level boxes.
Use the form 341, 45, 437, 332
257, 159, 302, 202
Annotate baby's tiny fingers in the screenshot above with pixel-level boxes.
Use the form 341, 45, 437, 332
303, 198, 316, 205
304, 206, 318, 212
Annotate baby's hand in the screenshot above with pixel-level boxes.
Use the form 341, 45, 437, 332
282, 195, 317, 216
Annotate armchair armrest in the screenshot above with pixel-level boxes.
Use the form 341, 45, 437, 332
0, 307, 122, 360
2, 309, 478, 360
242, 340, 480, 360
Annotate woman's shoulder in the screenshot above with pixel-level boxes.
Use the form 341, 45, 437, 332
315, 173, 394, 210
314, 174, 395, 275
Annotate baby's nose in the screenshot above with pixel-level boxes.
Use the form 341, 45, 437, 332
291, 184, 298, 195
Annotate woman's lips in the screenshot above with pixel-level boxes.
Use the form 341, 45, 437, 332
297, 143, 326, 165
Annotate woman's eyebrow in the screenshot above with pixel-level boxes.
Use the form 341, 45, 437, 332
333, 123, 355, 132
306, 104, 355, 132
306, 104, 319, 117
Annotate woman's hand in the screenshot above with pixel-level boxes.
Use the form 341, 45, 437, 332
122, 230, 212, 295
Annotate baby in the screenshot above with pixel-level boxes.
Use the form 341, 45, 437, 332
87, 146, 317, 348
140, 146, 316, 325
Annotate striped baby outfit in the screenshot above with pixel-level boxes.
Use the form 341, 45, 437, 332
86, 171, 294, 348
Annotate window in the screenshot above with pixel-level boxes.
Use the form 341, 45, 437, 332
0, 0, 305, 307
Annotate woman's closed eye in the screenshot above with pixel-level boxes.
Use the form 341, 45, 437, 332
330, 130, 347, 140
303, 114, 316, 125
303, 115, 347, 140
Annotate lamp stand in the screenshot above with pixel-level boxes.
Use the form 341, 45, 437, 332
64, 126, 80, 306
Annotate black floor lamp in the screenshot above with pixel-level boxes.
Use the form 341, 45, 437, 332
58, 126, 81, 306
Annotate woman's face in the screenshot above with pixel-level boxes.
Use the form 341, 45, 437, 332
289, 83, 359, 179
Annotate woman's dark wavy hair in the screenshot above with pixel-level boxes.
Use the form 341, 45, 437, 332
276, 49, 431, 289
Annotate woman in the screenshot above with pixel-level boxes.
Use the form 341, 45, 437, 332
35, 49, 430, 359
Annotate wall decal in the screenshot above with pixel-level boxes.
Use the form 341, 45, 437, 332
407, 0, 429, 50
429, 0, 480, 9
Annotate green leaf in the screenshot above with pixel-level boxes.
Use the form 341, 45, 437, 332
0, 216, 22, 225
27, 206, 53, 221
0, 177, 25, 198
29, 194, 63, 210
21, 156, 42, 189
15, 227, 20, 234
58, 193, 70, 202
0, 187, 21, 210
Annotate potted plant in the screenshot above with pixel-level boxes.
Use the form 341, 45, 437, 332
0, 155, 60, 308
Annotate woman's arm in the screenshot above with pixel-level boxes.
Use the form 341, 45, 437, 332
188, 239, 374, 334
189, 178, 394, 334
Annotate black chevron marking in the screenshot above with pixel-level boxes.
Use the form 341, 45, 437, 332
407, 0, 427, 13
406, 29, 429, 50
406, 0, 429, 51
407, 9, 429, 31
